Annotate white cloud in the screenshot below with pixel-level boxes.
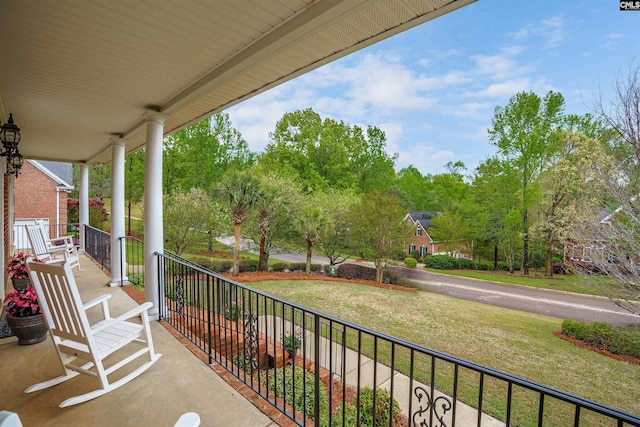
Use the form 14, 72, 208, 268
465, 78, 532, 98
602, 33, 624, 48
512, 15, 566, 49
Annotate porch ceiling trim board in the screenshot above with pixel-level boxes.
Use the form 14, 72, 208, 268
0, 0, 475, 165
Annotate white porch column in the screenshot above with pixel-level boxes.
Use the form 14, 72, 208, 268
79, 163, 89, 253
109, 138, 128, 287
144, 112, 166, 320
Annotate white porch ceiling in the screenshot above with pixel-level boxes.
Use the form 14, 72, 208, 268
0, 0, 475, 164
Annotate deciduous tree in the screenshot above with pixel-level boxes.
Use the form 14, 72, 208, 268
488, 91, 566, 275
350, 191, 413, 283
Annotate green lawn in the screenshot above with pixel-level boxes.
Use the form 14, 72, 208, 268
244, 279, 640, 424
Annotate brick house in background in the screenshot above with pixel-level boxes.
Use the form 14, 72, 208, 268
403, 211, 473, 260
13, 160, 73, 245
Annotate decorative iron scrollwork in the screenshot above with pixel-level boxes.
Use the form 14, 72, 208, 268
243, 311, 258, 370
412, 385, 452, 427
176, 276, 185, 318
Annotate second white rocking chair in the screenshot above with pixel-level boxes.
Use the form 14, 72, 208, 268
26, 260, 161, 408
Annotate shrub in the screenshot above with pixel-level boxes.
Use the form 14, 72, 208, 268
561, 319, 640, 358
261, 365, 328, 423
287, 262, 322, 272
359, 248, 375, 261
475, 261, 493, 271
68, 198, 109, 229
404, 257, 417, 268
423, 255, 457, 270
410, 249, 421, 260
553, 262, 569, 275
455, 258, 474, 269
190, 257, 232, 273
333, 386, 401, 427
270, 262, 291, 272
497, 260, 521, 271
337, 263, 377, 281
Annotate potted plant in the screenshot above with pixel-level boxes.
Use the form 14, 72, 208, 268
6, 253, 43, 291
3, 285, 48, 345
282, 328, 302, 357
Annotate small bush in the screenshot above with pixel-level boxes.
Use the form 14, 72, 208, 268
404, 257, 417, 268
333, 386, 401, 427
423, 255, 458, 269
561, 319, 640, 358
188, 257, 233, 273
270, 262, 291, 272
475, 261, 493, 271
337, 263, 377, 281
410, 249, 421, 260
553, 262, 569, 275
359, 248, 375, 261
261, 365, 328, 423
287, 262, 322, 272
497, 260, 521, 271
455, 258, 474, 269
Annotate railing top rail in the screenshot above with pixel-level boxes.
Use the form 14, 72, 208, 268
85, 225, 110, 236
119, 235, 144, 244
156, 251, 640, 424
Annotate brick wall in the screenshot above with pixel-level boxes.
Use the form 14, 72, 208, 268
14, 161, 66, 226
405, 217, 432, 255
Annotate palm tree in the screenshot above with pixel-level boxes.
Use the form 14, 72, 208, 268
295, 206, 328, 274
218, 171, 261, 276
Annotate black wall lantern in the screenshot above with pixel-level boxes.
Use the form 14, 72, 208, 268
0, 114, 24, 177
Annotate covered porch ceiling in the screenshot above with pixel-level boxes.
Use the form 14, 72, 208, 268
0, 0, 475, 165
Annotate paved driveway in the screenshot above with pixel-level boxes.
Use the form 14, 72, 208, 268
392, 266, 640, 327
269, 251, 640, 326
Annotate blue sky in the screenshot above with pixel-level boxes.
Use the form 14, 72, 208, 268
227, 0, 640, 176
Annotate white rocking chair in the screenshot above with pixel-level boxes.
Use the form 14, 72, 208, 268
25, 260, 161, 408
25, 224, 81, 271
38, 222, 80, 268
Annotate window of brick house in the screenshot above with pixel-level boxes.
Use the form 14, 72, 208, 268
416, 227, 422, 236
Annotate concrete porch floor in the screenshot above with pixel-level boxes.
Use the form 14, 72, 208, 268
1, 255, 276, 427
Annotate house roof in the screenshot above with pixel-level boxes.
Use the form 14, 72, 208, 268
29, 160, 74, 190
405, 211, 439, 230
0, 0, 475, 165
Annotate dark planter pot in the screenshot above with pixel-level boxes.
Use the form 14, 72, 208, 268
6, 314, 47, 345
11, 277, 31, 291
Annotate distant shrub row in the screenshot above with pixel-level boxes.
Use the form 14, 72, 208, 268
423, 255, 522, 271
336, 263, 401, 285
187, 257, 323, 274
561, 319, 640, 358
270, 262, 323, 272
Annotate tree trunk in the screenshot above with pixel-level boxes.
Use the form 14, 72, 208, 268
305, 240, 312, 274
258, 232, 267, 271
544, 236, 554, 278
522, 208, 529, 275
493, 244, 499, 271
233, 222, 241, 276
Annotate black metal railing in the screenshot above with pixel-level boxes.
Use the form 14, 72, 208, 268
85, 225, 110, 272
155, 251, 640, 427
119, 236, 145, 288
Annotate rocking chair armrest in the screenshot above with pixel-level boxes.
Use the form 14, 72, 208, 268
91, 302, 154, 334
83, 294, 112, 319
48, 245, 68, 254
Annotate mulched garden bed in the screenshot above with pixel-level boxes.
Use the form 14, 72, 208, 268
553, 331, 640, 365
222, 271, 417, 292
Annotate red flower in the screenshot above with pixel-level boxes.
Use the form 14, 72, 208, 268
3, 286, 41, 317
